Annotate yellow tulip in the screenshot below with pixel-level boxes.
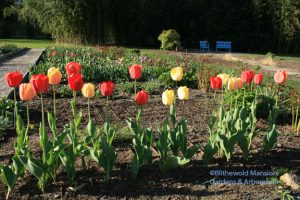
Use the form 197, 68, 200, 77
82, 83, 95, 98
228, 77, 237, 91
177, 86, 189, 100
47, 67, 62, 85
217, 74, 230, 86
162, 89, 175, 106
170, 67, 183, 81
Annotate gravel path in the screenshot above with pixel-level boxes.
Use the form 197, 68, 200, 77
0, 48, 44, 98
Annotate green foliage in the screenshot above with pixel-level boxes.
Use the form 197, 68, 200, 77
3, 0, 300, 53
262, 106, 279, 153
158, 65, 198, 88
223, 88, 276, 119
30, 47, 172, 84
158, 29, 181, 50
87, 119, 117, 181
120, 81, 163, 95
0, 98, 14, 133
156, 105, 199, 174
203, 90, 260, 163
127, 108, 154, 179
0, 43, 18, 55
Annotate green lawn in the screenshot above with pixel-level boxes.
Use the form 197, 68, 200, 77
0, 39, 54, 48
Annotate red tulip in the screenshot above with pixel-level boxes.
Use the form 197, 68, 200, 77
274, 70, 287, 84
129, 64, 142, 79
99, 81, 114, 97
5, 71, 23, 87
136, 90, 149, 106
66, 62, 82, 76
210, 76, 222, 90
241, 70, 255, 84
52, 51, 57, 56
254, 73, 264, 85
30, 74, 49, 94
68, 73, 84, 91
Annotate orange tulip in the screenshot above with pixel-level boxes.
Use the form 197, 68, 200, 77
48, 67, 62, 85
228, 77, 243, 91
235, 78, 244, 89
19, 83, 36, 101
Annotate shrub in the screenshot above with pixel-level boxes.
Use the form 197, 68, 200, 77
0, 97, 14, 133
158, 29, 181, 50
197, 64, 218, 92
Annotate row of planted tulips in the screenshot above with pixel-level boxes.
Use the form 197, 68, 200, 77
1, 62, 287, 199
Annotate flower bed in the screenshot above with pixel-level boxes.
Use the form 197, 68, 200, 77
0, 47, 299, 199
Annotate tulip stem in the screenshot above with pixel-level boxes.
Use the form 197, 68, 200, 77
13, 87, 17, 128
26, 102, 30, 131
106, 96, 109, 120
73, 91, 77, 118
88, 98, 91, 122
53, 85, 56, 117
41, 94, 45, 128
221, 88, 224, 106
175, 81, 178, 105
41, 94, 47, 162
242, 89, 246, 107
276, 85, 280, 108
166, 106, 169, 122
134, 79, 137, 97
182, 101, 185, 117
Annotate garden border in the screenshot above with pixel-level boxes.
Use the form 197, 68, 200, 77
7, 49, 46, 99
0, 48, 29, 63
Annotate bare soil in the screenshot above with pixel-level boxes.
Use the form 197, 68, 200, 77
0, 89, 300, 199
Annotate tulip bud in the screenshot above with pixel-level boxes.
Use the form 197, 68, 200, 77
48, 67, 62, 85
274, 70, 287, 84
170, 67, 183, 81
68, 73, 84, 91
217, 74, 230, 86
162, 89, 175, 106
136, 90, 149, 105
99, 81, 115, 97
66, 62, 82, 76
254, 74, 264, 85
228, 77, 235, 91
235, 78, 244, 89
228, 77, 243, 91
5, 71, 23, 88
30, 74, 49, 94
129, 64, 142, 79
19, 83, 36, 101
241, 70, 255, 84
82, 83, 95, 98
177, 86, 189, 100
210, 76, 222, 90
